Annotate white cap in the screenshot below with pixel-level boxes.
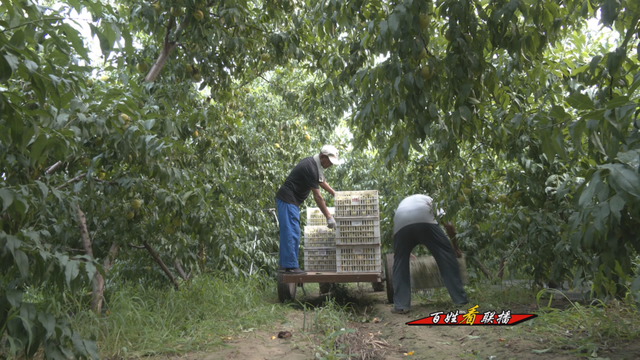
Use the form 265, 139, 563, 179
320, 145, 344, 165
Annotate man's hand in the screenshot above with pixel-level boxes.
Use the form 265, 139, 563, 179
327, 217, 336, 229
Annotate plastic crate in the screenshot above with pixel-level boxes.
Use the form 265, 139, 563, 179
335, 218, 380, 245
336, 244, 381, 273
304, 226, 336, 247
335, 190, 379, 218
304, 247, 336, 272
306, 207, 335, 226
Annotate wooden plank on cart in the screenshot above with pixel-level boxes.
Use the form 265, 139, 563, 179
282, 272, 382, 284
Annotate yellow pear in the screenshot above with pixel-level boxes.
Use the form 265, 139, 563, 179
170, 6, 183, 17
419, 14, 430, 29
120, 114, 130, 122
137, 62, 148, 73
193, 10, 204, 21
274, 143, 280, 149
125, 211, 134, 220
131, 199, 141, 209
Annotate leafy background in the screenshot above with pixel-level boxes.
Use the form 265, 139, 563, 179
1, 0, 639, 357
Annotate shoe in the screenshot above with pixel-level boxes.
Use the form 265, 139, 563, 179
279, 268, 307, 275
391, 308, 410, 314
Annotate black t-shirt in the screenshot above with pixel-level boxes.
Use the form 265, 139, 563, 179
276, 157, 320, 207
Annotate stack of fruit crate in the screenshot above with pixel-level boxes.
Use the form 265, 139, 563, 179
334, 190, 381, 273
303, 207, 336, 272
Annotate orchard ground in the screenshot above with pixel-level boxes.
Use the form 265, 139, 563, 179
139, 281, 640, 360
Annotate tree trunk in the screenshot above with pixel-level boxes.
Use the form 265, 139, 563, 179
174, 259, 189, 281
496, 256, 505, 279
143, 241, 180, 290
474, 258, 493, 280
76, 204, 118, 314
92, 242, 119, 314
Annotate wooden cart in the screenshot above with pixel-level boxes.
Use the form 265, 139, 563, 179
276, 271, 385, 302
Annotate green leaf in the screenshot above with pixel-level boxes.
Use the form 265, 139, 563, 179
600, 164, 640, 198
0, 188, 14, 211
592, 202, 609, 233
609, 194, 625, 223
60, 24, 89, 61
6, 289, 23, 307
579, 171, 600, 208
0, 53, 13, 82
600, 0, 619, 27
566, 93, 594, 110
15, 250, 29, 279
65, 260, 80, 286
37, 312, 56, 340
459, 106, 471, 121
9, 30, 25, 49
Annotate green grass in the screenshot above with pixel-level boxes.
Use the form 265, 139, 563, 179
531, 289, 640, 356
70, 273, 288, 358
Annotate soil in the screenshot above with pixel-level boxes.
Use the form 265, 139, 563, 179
148, 286, 640, 360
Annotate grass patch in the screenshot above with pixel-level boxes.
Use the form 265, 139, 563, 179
531, 289, 640, 356
70, 273, 286, 358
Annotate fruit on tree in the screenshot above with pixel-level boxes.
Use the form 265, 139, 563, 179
193, 10, 204, 20
499, 195, 508, 203
125, 211, 134, 220
193, 73, 202, 82
120, 114, 130, 122
275, 143, 280, 149
419, 14, 431, 29
151, 2, 161, 13
237, 111, 244, 118
131, 199, 141, 210
170, 6, 183, 17
194, 130, 199, 137
418, 48, 426, 60
474, 224, 480, 231
98, 172, 106, 180
137, 62, 148, 73
100, 75, 109, 82
186, 64, 193, 73
261, 53, 270, 62
165, 225, 175, 235
463, 188, 472, 196
86, 79, 94, 86
486, 195, 494, 203
457, 195, 465, 204
304, 133, 310, 141
421, 65, 432, 80
172, 218, 182, 227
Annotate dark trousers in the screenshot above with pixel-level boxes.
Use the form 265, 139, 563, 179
393, 223, 468, 310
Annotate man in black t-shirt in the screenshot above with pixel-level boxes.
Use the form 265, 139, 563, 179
276, 145, 343, 274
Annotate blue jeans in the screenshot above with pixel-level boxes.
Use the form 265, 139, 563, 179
276, 198, 301, 268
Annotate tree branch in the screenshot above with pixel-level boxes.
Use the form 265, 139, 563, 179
174, 259, 189, 281
44, 161, 63, 176
56, 173, 86, 189
143, 240, 180, 290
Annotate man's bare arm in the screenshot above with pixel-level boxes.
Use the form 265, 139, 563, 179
311, 187, 331, 219
319, 182, 335, 197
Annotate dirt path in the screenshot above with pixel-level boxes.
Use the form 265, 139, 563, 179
150, 287, 640, 360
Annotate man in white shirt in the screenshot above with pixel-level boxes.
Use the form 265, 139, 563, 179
391, 194, 468, 314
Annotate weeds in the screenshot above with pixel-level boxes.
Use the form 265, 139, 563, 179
532, 288, 640, 356
69, 273, 285, 358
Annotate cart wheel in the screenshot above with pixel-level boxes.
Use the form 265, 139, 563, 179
319, 282, 331, 294
385, 253, 394, 304
277, 274, 296, 302
371, 281, 385, 292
